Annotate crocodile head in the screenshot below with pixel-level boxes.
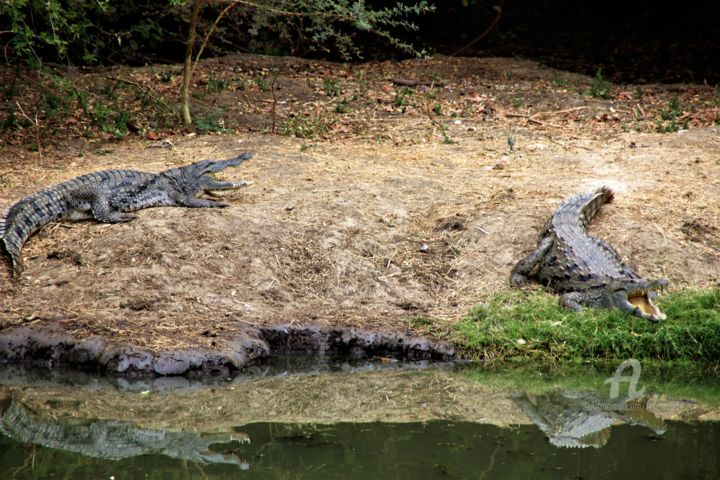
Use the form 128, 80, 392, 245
170, 153, 254, 196
610, 278, 668, 321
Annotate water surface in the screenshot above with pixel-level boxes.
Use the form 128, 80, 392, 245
1, 360, 718, 479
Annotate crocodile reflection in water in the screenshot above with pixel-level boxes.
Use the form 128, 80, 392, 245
513, 390, 666, 448
0, 395, 250, 468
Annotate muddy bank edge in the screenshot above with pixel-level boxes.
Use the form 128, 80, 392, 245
0, 322, 455, 376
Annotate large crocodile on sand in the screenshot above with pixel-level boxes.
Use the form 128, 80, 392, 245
510, 187, 667, 321
0, 152, 253, 276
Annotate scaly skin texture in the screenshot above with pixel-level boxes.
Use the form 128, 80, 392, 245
0, 396, 250, 466
513, 390, 666, 448
510, 187, 668, 321
0, 152, 253, 276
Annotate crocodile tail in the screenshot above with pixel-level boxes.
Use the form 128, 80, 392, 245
0, 206, 24, 275
581, 186, 614, 225
0, 193, 65, 276
555, 186, 614, 228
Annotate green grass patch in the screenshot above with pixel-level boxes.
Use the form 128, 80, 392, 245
407, 314, 436, 328
454, 289, 720, 363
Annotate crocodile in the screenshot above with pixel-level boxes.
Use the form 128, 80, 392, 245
0, 395, 250, 467
510, 187, 667, 321
513, 390, 666, 448
0, 152, 253, 276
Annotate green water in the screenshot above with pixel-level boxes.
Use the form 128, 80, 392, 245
0, 361, 718, 479
1, 420, 718, 479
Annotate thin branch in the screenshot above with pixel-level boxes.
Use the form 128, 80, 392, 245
270, 68, 280, 133
506, 106, 591, 128
15, 101, 42, 159
422, 87, 454, 143
451, 0, 505, 57
393, 78, 445, 88
528, 106, 590, 121
192, 2, 239, 74
181, 0, 201, 126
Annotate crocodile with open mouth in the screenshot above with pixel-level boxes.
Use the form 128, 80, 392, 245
510, 187, 667, 321
0, 152, 253, 277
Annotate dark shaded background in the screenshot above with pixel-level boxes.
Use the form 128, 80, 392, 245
411, 0, 720, 84
4, 0, 719, 84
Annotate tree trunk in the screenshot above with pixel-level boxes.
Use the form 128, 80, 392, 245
181, 0, 201, 126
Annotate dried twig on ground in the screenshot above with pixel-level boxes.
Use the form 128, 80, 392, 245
14, 101, 42, 159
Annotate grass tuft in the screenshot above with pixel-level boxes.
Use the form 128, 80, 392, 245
454, 289, 720, 363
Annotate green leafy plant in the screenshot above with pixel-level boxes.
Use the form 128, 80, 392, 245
180, 0, 434, 125
255, 76, 269, 92
394, 87, 413, 107
438, 123, 455, 144
586, 68, 612, 99
323, 78, 341, 97
207, 78, 229, 93
551, 74, 566, 88
0, 1, 180, 67
656, 97, 688, 133
280, 112, 331, 138
193, 108, 230, 133
334, 97, 353, 114
0, 0, 435, 129
40, 92, 67, 119
0, 111, 21, 134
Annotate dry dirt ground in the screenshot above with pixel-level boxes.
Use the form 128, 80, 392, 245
0, 55, 719, 355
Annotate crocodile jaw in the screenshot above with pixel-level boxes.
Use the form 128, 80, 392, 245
628, 292, 666, 321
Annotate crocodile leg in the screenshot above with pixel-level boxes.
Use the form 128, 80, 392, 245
173, 195, 229, 208
510, 236, 553, 286
559, 292, 585, 311
89, 195, 137, 223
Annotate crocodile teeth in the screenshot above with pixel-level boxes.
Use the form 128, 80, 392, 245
628, 293, 666, 320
